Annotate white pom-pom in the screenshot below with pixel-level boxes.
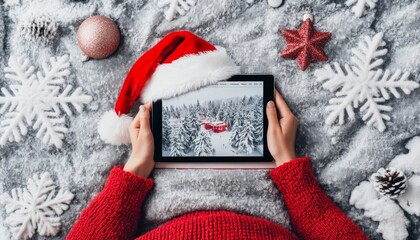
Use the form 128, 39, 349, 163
98, 110, 133, 145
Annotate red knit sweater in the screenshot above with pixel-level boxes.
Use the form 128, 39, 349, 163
67, 158, 368, 239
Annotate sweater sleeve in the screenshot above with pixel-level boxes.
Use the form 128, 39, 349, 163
67, 166, 154, 240
270, 157, 368, 240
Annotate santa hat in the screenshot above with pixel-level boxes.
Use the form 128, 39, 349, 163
98, 30, 240, 145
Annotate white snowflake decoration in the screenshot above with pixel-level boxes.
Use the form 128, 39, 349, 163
0, 55, 92, 148
350, 136, 420, 240
157, 0, 196, 21
0, 172, 74, 240
345, 0, 378, 17
314, 32, 419, 132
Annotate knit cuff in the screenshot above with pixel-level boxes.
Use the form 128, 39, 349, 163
102, 166, 154, 201
270, 157, 316, 195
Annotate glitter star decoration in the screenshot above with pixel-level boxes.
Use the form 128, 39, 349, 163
280, 18, 331, 71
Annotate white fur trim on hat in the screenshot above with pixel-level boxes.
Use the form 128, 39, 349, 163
140, 47, 240, 102
98, 110, 133, 145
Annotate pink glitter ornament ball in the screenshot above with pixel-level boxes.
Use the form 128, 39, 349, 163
77, 16, 120, 60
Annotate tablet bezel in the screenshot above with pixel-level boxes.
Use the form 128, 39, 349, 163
152, 75, 274, 163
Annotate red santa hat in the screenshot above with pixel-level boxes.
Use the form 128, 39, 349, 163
98, 30, 240, 145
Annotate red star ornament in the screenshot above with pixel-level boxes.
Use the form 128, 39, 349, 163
280, 19, 331, 71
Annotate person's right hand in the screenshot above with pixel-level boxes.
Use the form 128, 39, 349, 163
123, 103, 155, 178
266, 90, 299, 167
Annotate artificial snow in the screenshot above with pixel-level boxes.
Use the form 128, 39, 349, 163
350, 181, 410, 240
398, 175, 420, 216
388, 136, 420, 174
0, 0, 419, 239
349, 136, 420, 240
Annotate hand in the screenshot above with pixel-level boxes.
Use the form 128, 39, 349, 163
123, 103, 155, 178
266, 90, 299, 167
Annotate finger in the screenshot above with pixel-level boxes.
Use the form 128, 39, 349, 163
129, 111, 141, 142
266, 101, 282, 133
139, 105, 151, 133
144, 102, 152, 111
275, 90, 294, 119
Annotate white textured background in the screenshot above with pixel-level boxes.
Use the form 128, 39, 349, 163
0, 0, 419, 239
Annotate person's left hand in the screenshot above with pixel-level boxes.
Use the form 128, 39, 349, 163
266, 90, 298, 167
123, 103, 155, 178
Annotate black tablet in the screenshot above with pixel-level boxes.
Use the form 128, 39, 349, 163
152, 75, 275, 168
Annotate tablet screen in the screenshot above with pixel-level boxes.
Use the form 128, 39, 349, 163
161, 81, 264, 157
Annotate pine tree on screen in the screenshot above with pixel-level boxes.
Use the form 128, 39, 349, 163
224, 100, 235, 130
169, 128, 185, 156
229, 111, 244, 148
175, 107, 181, 118
194, 129, 213, 156
196, 100, 201, 112
252, 98, 264, 144
169, 105, 176, 118
189, 109, 201, 140
180, 116, 193, 152
162, 115, 171, 151
216, 103, 226, 121
247, 96, 255, 105
238, 119, 255, 154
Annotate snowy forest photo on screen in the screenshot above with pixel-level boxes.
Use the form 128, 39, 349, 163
162, 82, 264, 157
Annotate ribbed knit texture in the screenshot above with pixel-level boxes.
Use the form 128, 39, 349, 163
66, 166, 153, 240
270, 158, 368, 239
67, 158, 368, 240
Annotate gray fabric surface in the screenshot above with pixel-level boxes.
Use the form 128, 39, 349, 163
0, 0, 419, 239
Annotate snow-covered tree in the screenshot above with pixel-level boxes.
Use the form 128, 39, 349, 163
252, 98, 264, 144
193, 129, 213, 156
216, 103, 226, 121
169, 105, 176, 118
188, 109, 201, 140
229, 111, 244, 148
179, 116, 193, 152
247, 96, 255, 105
196, 99, 201, 111
163, 106, 169, 118
206, 100, 216, 118
162, 115, 171, 151
238, 119, 255, 154
241, 96, 247, 105
223, 100, 236, 130
169, 128, 185, 156
175, 107, 181, 118
229, 127, 241, 148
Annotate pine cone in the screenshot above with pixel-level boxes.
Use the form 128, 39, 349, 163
371, 167, 407, 199
20, 15, 58, 43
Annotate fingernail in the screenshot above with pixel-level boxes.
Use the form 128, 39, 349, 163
267, 101, 274, 109
140, 105, 145, 112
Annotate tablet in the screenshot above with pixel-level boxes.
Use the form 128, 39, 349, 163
152, 75, 275, 168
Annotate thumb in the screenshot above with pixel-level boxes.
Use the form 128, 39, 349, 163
139, 105, 151, 132
266, 101, 280, 132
